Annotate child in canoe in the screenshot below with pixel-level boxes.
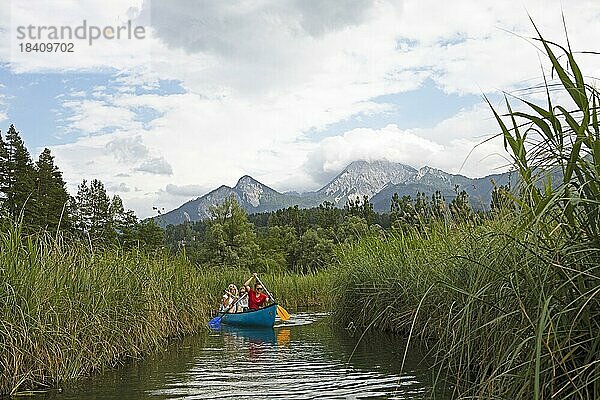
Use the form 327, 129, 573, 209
220, 284, 238, 313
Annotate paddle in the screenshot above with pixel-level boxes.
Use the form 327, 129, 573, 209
254, 274, 290, 321
208, 292, 247, 329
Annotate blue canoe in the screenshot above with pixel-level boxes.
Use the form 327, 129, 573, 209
219, 303, 277, 328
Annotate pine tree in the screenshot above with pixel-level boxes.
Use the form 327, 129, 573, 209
134, 219, 164, 250
109, 195, 137, 230
109, 194, 138, 246
34, 148, 71, 231
0, 130, 9, 204
2, 125, 36, 223
73, 180, 93, 235
316, 201, 341, 229
89, 179, 112, 240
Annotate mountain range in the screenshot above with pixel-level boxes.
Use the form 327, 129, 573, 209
154, 160, 514, 227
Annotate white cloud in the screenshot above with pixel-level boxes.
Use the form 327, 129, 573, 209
61, 99, 140, 134
165, 184, 209, 198
4, 0, 599, 217
304, 104, 509, 185
106, 182, 131, 193
105, 135, 149, 163
135, 157, 173, 175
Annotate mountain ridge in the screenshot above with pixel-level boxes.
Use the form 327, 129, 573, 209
154, 160, 512, 227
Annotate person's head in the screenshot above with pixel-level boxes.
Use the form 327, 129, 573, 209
254, 282, 264, 293
228, 283, 238, 295
240, 287, 246, 295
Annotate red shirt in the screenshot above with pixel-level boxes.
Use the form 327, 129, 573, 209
248, 289, 268, 310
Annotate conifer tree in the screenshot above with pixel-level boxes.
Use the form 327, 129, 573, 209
34, 148, 71, 231
89, 179, 112, 240
73, 180, 93, 234
0, 132, 8, 212
109, 195, 137, 230
2, 125, 36, 222
344, 195, 375, 225
135, 219, 164, 250
109, 194, 138, 246
0, 131, 9, 203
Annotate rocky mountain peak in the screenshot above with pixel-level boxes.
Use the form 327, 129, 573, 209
235, 175, 259, 187
235, 176, 264, 207
318, 159, 417, 204
414, 166, 453, 185
154, 159, 510, 227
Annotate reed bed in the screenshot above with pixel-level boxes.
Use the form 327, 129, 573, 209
0, 225, 331, 395
333, 218, 598, 398
333, 28, 599, 399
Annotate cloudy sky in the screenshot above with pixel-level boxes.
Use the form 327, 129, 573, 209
0, 1, 599, 217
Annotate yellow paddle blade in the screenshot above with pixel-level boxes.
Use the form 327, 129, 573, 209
277, 305, 290, 321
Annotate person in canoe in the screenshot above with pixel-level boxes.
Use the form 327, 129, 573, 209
244, 273, 270, 310
237, 286, 249, 312
220, 284, 239, 313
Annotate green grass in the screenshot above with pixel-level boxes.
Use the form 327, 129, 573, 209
333, 26, 600, 399
0, 225, 332, 395
332, 217, 598, 398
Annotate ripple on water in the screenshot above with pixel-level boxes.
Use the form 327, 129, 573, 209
147, 314, 432, 400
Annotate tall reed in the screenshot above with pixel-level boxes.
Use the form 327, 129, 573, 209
488, 23, 599, 399
0, 224, 331, 395
333, 25, 599, 399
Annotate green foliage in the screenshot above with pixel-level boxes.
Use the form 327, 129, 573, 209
480, 26, 599, 398
134, 219, 165, 250
490, 183, 514, 211
0, 225, 206, 395
390, 193, 418, 227
257, 224, 297, 272
334, 25, 599, 399
344, 195, 376, 224
315, 201, 342, 230
449, 188, 471, 221
203, 195, 259, 267
33, 148, 71, 232
0, 125, 162, 249
487, 23, 600, 244
294, 228, 335, 273
0, 125, 37, 224
0, 127, 71, 232
337, 215, 370, 242
68, 180, 162, 249
0, 224, 332, 395
268, 205, 309, 234
333, 216, 598, 399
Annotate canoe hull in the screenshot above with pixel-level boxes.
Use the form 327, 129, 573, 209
220, 303, 277, 328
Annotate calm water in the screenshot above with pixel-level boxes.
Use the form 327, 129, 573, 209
39, 313, 444, 399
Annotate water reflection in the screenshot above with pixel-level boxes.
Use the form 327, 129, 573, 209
38, 313, 444, 399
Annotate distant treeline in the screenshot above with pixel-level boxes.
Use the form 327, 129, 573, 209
1, 122, 511, 271
0, 124, 162, 249
163, 184, 513, 273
